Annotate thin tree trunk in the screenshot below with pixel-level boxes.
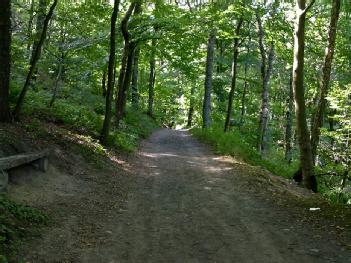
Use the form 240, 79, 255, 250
130, 3, 142, 109
285, 72, 294, 163
49, 57, 63, 107
187, 86, 195, 127
13, 0, 58, 120
131, 46, 140, 108
116, 47, 135, 125
148, 38, 156, 117
292, 0, 317, 192
100, 0, 120, 145
256, 9, 274, 154
115, 2, 137, 126
224, 17, 243, 132
310, 0, 341, 162
240, 28, 251, 127
0, 0, 12, 122
202, 30, 216, 129
26, 0, 35, 53
30, 0, 48, 74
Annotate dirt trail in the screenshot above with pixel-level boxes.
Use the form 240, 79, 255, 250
19, 129, 350, 262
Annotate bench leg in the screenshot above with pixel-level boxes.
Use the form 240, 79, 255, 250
0, 170, 9, 192
32, 157, 49, 172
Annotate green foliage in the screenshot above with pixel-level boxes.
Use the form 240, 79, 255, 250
22, 90, 104, 135
192, 126, 298, 179
0, 196, 47, 261
109, 109, 158, 152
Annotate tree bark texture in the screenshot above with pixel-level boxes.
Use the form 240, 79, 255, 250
285, 72, 294, 163
187, 86, 195, 127
100, 0, 120, 144
30, 0, 49, 76
115, 2, 137, 126
202, 30, 216, 129
148, 38, 157, 117
256, 9, 274, 154
224, 17, 243, 132
292, 0, 317, 192
310, 0, 341, 162
131, 46, 140, 108
131, 3, 142, 109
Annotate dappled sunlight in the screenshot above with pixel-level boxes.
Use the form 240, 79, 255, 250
212, 156, 246, 165
140, 152, 180, 158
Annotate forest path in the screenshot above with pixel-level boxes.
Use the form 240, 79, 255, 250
21, 129, 350, 262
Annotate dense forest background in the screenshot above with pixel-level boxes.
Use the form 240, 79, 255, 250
0, 0, 350, 202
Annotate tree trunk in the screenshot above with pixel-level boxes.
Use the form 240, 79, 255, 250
240, 28, 251, 128
148, 38, 156, 117
187, 86, 195, 127
116, 46, 135, 125
202, 30, 216, 129
224, 17, 243, 132
13, 0, 58, 120
26, 0, 35, 53
99, 0, 120, 145
0, 0, 12, 122
256, 9, 274, 154
115, 2, 137, 127
130, 3, 142, 109
30, 0, 48, 75
292, 0, 317, 192
131, 46, 140, 108
310, 0, 341, 162
49, 56, 63, 107
285, 72, 294, 163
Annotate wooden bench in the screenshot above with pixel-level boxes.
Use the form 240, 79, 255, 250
0, 150, 49, 191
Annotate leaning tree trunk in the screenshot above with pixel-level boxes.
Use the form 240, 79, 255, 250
202, 30, 216, 129
310, 0, 341, 162
292, 0, 317, 192
0, 0, 12, 122
100, 0, 120, 145
224, 17, 243, 132
285, 72, 294, 164
29, 0, 48, 76
147, 38, 156, 117
115, 2, 138, 126
13, 0, 58, 120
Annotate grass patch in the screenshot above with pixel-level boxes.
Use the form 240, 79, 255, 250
191, 127, 298, 179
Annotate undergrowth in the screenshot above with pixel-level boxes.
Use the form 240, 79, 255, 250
20, 89, 158, 153
191, 127, 299, 179
0, 195, 47, 262
192, 126, 351, 205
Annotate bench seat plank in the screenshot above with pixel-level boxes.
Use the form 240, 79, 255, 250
0, 150, 49, 171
